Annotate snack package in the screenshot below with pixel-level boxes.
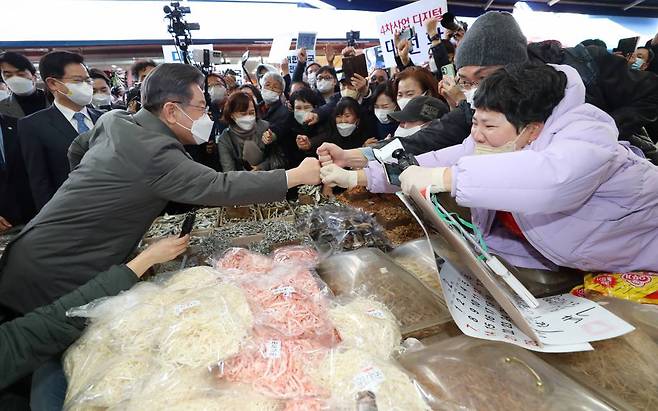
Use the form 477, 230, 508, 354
583, 272, 658, 304
300, 205, 392, 254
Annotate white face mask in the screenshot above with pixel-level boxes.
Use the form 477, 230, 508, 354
3, 75, 36, 96
316, 79, 334, 93
464, 88, 477, 107
631, 58, 645, 71
394, 124, 423, 137
234, 115, 256, 131
307, 72, 317, 88
209, 85, 226, 103
261, 88, 280, 105
474, 126, 528, 155
294, 110, 310, 125
176, 105, 214, 145
56, 80, 93, 107
336, 122, 357, 137
397, 97, 412, 110
374, 108, 394, 124
0, 90, 9, 100
92, 93, 111, 108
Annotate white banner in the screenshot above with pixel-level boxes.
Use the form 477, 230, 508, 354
375, 0, 448, 68
287, 50, 316, 76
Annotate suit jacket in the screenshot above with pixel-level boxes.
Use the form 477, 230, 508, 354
0, 95, 25, 119
18, 104, 103, 210
0, 115, 35, 226
0, 108, 288, 314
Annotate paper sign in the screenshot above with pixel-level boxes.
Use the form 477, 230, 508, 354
268, 33, 294, 63
365, 46, 386, 72
297, 32, 317, 51
287, 49, 316, 76
353, 365, 385, 391
264, 339, 282, 359
375, 0, 448, 68
440, 262, 634, 352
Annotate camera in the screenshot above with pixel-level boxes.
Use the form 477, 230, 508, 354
163, 1, 200, 64
346, 30, 360, 48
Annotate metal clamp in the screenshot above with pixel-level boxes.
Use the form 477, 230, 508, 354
504, 356, 544, 389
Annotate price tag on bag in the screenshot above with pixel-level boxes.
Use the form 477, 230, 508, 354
353, 365, 385, 391
174, 300, 201, 316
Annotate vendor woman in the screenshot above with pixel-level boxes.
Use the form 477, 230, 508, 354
319, 63, 658, 273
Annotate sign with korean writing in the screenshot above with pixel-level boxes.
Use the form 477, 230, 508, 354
287, 50, 316, 76
439, 262, 634, 352
375, 0, 447, 68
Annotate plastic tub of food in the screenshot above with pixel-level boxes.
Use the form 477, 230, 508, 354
317, 248, 453, 339
399, 335, 626, 411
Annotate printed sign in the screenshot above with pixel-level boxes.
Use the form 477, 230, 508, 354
375, 0, 448, 68
287, 49, 316, 76
297, 32, 317, 51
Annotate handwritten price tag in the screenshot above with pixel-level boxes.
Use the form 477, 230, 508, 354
353, 365, 385, 391
366, 309, 386, 319
273, 286, 295, 298
264, 340, 282, 359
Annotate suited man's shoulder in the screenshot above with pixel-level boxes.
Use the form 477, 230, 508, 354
18, 104, 56, 125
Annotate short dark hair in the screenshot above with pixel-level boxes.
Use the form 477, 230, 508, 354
306, 62, 321, 74
334, 97, 361, 120
371, 82, 397, 110
130, 59, 157, 80
0, 52, 36, 75
473, 63, 567, 132
638, 46, 655, 63
238, 84, 263, 105
141, 63, 204, 114
580, 39, 607, 50
222, 92, 256, 126
316, 66, 337, 81
38, 51, 84, 81
89, 68, 110, 87
290, 87, 322, 108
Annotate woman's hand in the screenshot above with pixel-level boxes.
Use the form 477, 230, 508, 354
363, 137, 379, 147
350, 74, 368, 96
127, 236, 190, 278
395, 31, 411, 66
280, 58, 290, 76
298, 48, 308, 64
262, 129, 275, 145
325, 44, 336, 67
316, 142, 368, 169
425, 18, 441, 46
304, 112, 319, 126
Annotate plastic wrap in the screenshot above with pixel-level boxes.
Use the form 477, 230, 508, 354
214, 332, 330, 400
157, 283, 254, 368
64, 355, 154, 410
301, 205, 392, 254
328, 297, 401, 358
161, 266, 222, 293
214, 247, 275, 274
539, 328, 658, 411
272, 245, 320, 268
309, 348, 430, 411
399, 335, 619, 411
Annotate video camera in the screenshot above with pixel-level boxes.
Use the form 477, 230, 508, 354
163, 2, 200, 65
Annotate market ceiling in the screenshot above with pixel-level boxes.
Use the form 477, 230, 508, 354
317, 0, 658, 18
189, 0, 658, 18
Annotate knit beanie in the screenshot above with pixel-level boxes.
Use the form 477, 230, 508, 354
454, 11, 528, 70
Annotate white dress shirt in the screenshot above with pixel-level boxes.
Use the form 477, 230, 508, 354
54, 100, 93, 133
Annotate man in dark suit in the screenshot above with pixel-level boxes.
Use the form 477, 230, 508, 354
0, 114, 35, 232
0, 52, 47, 119
19, 51, 103, 210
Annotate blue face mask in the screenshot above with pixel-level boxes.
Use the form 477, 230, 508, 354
631, 58, 645, 71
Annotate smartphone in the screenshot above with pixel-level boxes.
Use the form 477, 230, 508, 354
400, 27, 416, 52
441, 63, 456, 79
342, 54, 369, 80
179, 212, 196, 238
617, 37, 639, 57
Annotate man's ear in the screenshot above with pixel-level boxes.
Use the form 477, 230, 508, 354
161, 102, 178, 125
45, 78, 60, 94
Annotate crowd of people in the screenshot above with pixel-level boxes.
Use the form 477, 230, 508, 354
0, 9, 657, 411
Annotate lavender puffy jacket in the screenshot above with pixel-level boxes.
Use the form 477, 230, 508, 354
366, 65, 658, 272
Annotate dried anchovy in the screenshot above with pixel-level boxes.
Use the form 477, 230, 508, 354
259, 201, 294, 220
144, 209, 220, 239
198, 220, 310, 259
220, 205, 262, 226
301, 204, 392, 253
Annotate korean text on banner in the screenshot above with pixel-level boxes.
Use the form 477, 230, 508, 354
162, 44, 214, 64
287, 50, 316, 75
375, 0, 448, 68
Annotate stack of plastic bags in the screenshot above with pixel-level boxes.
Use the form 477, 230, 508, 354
63, 246, 429, 410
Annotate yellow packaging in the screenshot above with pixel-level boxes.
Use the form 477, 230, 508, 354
583, 272, 658, 305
